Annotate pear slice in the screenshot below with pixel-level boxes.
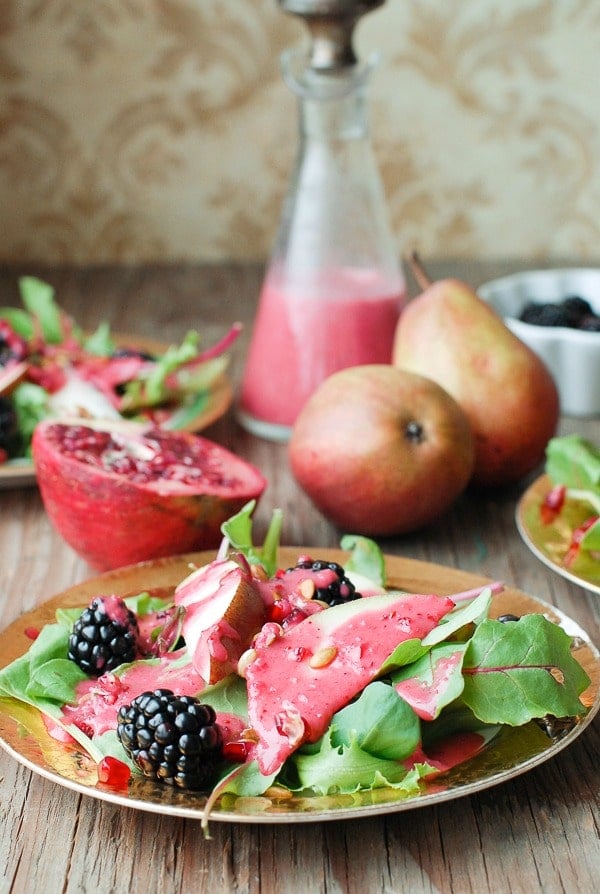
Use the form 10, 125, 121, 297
245, 591, 455, 775
175, 559, 266, 685
0, 361, 28, 397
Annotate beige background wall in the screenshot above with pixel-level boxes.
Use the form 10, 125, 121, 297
1, 0, 599, 265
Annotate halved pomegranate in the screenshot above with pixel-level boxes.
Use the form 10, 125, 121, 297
32, 419, 267, 571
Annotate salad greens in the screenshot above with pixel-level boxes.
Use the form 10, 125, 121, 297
0, 276, 237, 460
0, 507, 592, 823
545, 435, 600, 553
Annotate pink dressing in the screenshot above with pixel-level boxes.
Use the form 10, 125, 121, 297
50, 651, 246, 747
60, 651, 204, 737
239, 267, 406, 430
174, 558, 266, 682
245, 593, 455, 775
103, 594, 135, 627
406, 732, 487, 778
394, 651, 464, 721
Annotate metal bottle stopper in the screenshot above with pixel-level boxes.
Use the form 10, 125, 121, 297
278, 0, 385, 70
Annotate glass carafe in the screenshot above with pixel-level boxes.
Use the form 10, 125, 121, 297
238, 3, 405, 442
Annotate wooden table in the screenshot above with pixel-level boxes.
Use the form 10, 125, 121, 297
1, 262, 598, 894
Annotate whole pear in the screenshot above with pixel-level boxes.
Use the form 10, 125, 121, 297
392, 254, 560, 488
289, 364, 475, 536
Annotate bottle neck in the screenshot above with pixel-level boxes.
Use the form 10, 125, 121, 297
282, 49, 376, 142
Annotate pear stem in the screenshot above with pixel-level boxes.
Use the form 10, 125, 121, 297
404, 250, 433, 291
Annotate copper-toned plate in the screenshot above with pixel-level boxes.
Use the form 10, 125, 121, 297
0, 332, 233, 490
517, 474, 600, 594
0, 550, 598, 824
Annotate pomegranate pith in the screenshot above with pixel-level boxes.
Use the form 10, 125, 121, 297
32, 420, 267, 570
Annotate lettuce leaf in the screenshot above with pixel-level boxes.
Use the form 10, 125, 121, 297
462, 614, 591, 725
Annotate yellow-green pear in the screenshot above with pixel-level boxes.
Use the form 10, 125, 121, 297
392, 254, 560, 488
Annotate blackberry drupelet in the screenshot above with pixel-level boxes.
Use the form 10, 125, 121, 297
68, 596, 139, 676
288, 559, 362, 606
117, 689, 223, 791
519, 302, 572, 327
562, 295, 593, 326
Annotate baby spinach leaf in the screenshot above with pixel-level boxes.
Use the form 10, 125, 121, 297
220, 501, 283, 577
422, 588, 492, 646
462, 615, 590, 725
26, 658, 87, 705
377, 638, 427, 675
392, 643, 467, 720
0, 622, 71, 700
19, 276, 64, 344
200, 674, 249, 720
546, 434, 600, 492
330, 681, 420, 760
340, 535, 386, 587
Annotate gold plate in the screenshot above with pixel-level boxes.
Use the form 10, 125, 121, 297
517, 474, 600, 594
0, 331, 233, 490
0, 549, 598, 824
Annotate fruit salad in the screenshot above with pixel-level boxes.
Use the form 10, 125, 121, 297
0, 276, 240, 464
0, 504, 591, 830
540, 434, 600, 567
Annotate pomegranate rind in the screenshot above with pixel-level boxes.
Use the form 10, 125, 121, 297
31, 420, 267, 571
245, 592, 455, 775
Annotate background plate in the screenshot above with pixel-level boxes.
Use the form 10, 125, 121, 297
0, 331, 233, 490
0, 549, 598, 824
517, 474, 600, 594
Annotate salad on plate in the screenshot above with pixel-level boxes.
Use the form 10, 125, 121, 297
0, 276, 239, 466
0, 503, 592, 832
540, 434, 600, 567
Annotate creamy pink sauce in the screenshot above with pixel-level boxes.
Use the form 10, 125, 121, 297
49, 651, 243, 748
394, 651, 464, 721
239, 267, 406, 427
246, 594, 454, 775
406, 732, 487, 780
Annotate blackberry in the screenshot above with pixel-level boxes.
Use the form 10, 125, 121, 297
519, 302, 571, 327
288, 559, 362, 607
68, 596, 139, 676
579, 314, 600, 331
0, 397, 21, 457
117, 689, 223, 791
562, 295, 593, 326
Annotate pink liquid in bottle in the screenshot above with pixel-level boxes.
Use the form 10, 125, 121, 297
238, 266, 406, 439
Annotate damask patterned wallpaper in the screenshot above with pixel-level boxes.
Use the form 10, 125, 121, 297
1, 0, 599, 265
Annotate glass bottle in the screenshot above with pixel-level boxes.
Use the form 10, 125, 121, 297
238, 0, 406, 442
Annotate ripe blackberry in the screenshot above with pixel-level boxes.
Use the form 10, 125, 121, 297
579, 314, 600, 331
519, 302, 571, 327
287, 559, 362, 607
0, 397, 21, 457
117, 689, 223, 791
562, 295, 593, 326
68, 596, 139, 676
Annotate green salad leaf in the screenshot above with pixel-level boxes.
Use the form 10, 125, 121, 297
11, 382, 49, 453
19, 276, 64, 344
220, 501, 283, 577
329, 681, 420, 760
462, 614, 590, 725
546, 434, 600, 493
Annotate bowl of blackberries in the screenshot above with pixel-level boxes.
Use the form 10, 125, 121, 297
478, 268, 600, 417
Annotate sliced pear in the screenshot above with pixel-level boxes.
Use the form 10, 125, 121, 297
245, 592, 455, 775
175, 559, 266, 685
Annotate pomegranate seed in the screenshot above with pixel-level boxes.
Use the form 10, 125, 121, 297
541, 485, 566, 524
223, 741, 251, 762
97, 755, 131, 787
24, 626, 40, 640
